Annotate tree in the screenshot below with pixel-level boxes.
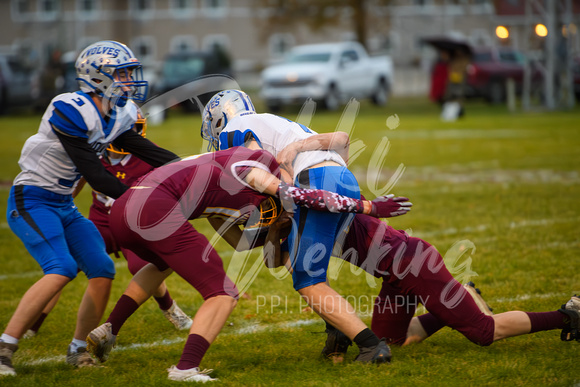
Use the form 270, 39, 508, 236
255, 0, 392, 49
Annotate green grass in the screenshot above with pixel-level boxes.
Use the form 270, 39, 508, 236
0, 97, 579, 386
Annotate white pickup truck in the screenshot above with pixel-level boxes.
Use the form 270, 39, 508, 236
260, 41, 393, 111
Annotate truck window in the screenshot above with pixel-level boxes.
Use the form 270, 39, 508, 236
287, 53, 331, 63
473, 52, 492, 63
341, 50, 359, 62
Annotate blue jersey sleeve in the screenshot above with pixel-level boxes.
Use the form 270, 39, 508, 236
219, 129, 263, 150
49, 100, 90, 138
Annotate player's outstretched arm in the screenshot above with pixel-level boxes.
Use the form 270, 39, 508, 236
242, 167, 412, 218
276, 132, 350, 177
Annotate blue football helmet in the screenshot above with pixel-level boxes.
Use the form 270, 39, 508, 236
75, 40, 148, 106
201, 89, 256, 151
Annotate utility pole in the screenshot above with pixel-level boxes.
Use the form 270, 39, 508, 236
522, 0, 575, 110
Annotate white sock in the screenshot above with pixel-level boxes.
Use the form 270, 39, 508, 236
0, 333, 19, 345
71, 338, 87, 350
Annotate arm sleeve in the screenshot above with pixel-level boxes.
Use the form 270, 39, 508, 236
54, 129, 129, 199
276, 181, 365, 214
112, 130, 180, 167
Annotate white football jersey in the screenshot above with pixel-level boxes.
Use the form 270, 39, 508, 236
13, 91, 139, 195
218, 113, 345, 180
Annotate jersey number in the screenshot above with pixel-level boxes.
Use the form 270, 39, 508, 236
72, 98, 85, 107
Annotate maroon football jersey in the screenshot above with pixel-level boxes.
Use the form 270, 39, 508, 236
127, 147, 280, 227
88, 155, 155, 227
341, 214, 410, 278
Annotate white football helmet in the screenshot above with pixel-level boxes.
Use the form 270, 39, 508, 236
75, 40, 148, 106
201, 89, 256, 151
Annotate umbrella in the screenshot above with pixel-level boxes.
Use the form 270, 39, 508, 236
422, 35, 473, 58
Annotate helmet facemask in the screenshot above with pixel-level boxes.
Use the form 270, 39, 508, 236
244, 197, 283, 230
100, 65, 148, 109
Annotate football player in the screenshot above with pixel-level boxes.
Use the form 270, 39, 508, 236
23, 115, 192, 339
200, 90, 411, 365
85, 146, 405, 382
263, 134, 580, 359
0, 41, 179, 377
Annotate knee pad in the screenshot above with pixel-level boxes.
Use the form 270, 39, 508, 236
44, 261, 79, 279
85, 254, 116, 279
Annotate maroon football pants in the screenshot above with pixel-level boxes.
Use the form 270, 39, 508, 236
110, 192, 238, 300
371, 237, 494, 346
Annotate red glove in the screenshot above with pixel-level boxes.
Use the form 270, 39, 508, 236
368, 194, 412, 218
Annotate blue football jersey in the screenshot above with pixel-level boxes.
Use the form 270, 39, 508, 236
13, 91, 139, 194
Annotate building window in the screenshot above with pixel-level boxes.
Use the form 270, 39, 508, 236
11, 0, 33, 21
77, 0, 100, 18
131, 36, 156, 65
170, 36, 198, 53
38, 0, 60, 20
170, 0, 195, 18
135, 0, 152, 11
130, 0, 154, 17
39, 0, 58, 12
78, 0, 96, 12
13, 0, 32, 14
202, 0, 227, 18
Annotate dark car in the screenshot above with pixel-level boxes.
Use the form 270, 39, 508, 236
465, 47, 541, 104
153, 50, 233, 112
0, 53, 36, 114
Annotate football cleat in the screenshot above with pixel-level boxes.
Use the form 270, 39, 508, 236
558, 295, 580, 342
163, 301, 193, 331
22, 329, 37, 339
0, 342, 18, 377
354, 338, 391, 364
66, 344, 97, 368
167, 366, 217, 382
321, 327, 352, 362
464, 281, 493, 316
87, 322, 117, 362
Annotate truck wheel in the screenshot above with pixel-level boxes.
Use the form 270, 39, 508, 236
487, 80, 505, 104
323, 85, 340, 111
371, 80, 389, 106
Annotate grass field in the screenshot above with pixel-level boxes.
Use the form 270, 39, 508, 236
0, 96, 579, 386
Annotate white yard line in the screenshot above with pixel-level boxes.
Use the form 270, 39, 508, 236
20, 319, 320, 366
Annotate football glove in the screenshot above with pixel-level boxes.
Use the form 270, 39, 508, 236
369, 194, 412, 218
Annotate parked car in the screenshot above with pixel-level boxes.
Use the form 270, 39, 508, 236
0, 53, 36, 114
153, 50, 233, 112
260, 42, 393, 111
465, 46, 541, 103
